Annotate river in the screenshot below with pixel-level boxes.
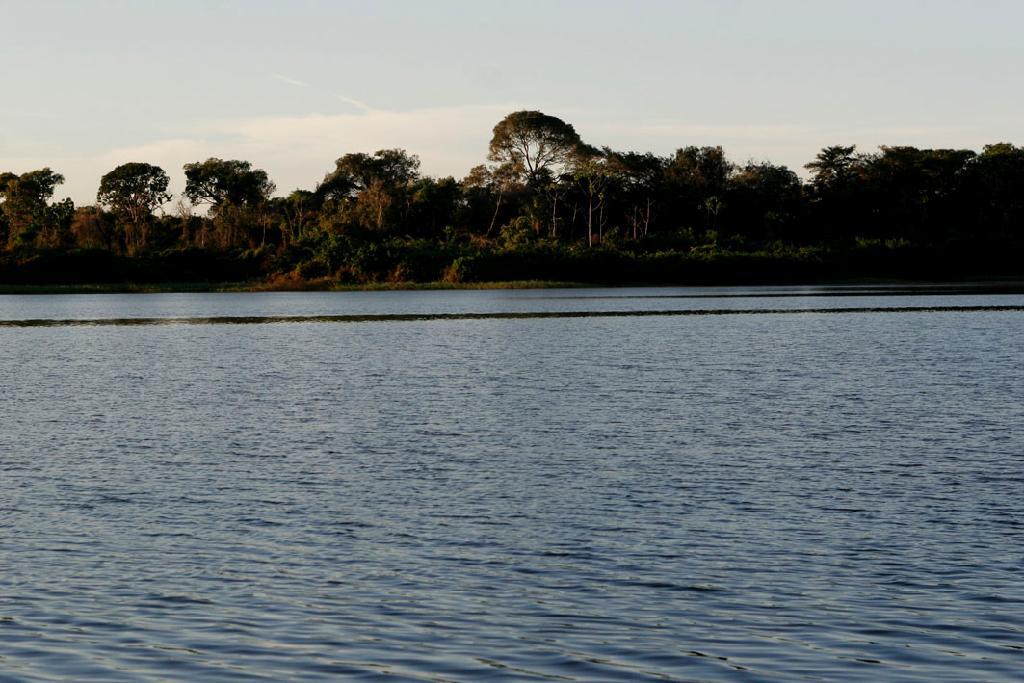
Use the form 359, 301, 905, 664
1, 286, 1021, 681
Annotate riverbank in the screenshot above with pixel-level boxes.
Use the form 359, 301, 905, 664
0, 280, 593, 295
2, 241, 1022, 294
3, 276, 1024, 296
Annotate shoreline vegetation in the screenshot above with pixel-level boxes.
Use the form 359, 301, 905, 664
2, 110, 1022, 292
4, 275, 1024, 297
0, 279, 593, 295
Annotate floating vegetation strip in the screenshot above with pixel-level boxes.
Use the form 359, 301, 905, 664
2, 305, 1023, 328
526, 285, 1024, 300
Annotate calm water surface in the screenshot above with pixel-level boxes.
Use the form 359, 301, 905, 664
1, 287, 1022, 681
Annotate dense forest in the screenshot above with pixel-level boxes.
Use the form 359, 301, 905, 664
2, 110, 1023, 287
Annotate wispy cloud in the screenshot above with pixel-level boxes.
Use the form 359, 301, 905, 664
334, 94, 373, 113
269, 73, 310, 88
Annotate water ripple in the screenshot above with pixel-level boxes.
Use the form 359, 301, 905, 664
0, 290, 1021, 681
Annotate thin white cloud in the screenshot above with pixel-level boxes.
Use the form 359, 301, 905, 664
270, 73, 311, 88
334, 94, 373, 113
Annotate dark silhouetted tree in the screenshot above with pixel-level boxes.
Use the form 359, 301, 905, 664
97, 162, 171, 253
487, 111, 584, 186
317, 149, 421, 231
183, 158, 275, 247
0, 168, 73, 249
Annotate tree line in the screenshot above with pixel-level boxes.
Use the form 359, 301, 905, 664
2, 110, 1022, 285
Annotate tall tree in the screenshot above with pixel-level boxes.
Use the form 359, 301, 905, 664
0, 172, 15, 247
573, 149, 614, 246
407, 176, 461, 238
97, 162, 171, 253
70, 206, 118, 250
804, 145, 859, 191
664, 146, 733, 229
957, 143, 1024, 246
606, 151, 665, 239
318, 149, 421, 202
804, 145, 867, 241
317, 149, 421, 231
728, 161, 803, 240
487, 111, 584, 185
0, 168, 73, 249
183, 158, 275, 247
858, 146, 975, 242
461, 164, 521, 236
182, 158, 275, 209
274, 190, 316, 245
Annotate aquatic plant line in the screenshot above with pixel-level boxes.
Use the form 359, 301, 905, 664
3, 305, 1022, 327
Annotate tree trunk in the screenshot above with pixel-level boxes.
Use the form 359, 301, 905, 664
550, 194, 559, 239
587, 196, 594, 247
487, 188, 503, 237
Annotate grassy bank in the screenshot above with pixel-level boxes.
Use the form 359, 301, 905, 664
4, 277, 1024, 296
0, 281, 255, 294
0, 280, 593, 295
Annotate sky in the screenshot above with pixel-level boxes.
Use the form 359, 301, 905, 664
2, 0, 1023, 205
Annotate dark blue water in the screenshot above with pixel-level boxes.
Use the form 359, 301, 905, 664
1, 287, 1022, 681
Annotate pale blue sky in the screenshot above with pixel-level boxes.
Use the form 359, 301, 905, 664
2, 0, 1022, 203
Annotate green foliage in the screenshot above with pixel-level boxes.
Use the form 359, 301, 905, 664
488, 110, 584, 184
498, 216, 535, 248
3, 109, 1024, 286
183, 158, 275, 209
0, 168, 73, 250
97, 162, 171, 254
315, 149, 422, 232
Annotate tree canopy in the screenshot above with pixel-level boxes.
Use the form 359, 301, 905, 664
487, 110, 584, 184
3, 110, 1023, 287
0, 168, 72, 249
317, 149, 421, 202
183, 158, 275, 208
96, 163, 171, 253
